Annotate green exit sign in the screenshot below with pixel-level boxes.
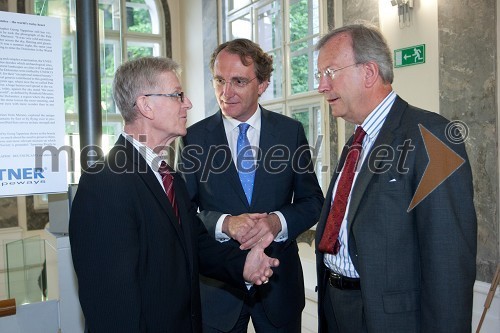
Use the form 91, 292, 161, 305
394, 44, 425, 68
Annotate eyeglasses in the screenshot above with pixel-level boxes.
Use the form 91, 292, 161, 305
144, 92, 184, 103
133, 92, 185, 106
314, 63, 360, 81
211, 77, 257, 88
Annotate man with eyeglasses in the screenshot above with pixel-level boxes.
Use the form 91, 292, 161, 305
180, 39, 324, 333
314, 23, 476, 332
69, 56, 279, 333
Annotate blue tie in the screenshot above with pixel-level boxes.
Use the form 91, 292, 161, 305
237, 123, 255, 204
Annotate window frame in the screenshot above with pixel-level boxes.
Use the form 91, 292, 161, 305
220, 0, 330, 190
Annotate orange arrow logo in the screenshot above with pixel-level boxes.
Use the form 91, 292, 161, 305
407, 124, 465, 211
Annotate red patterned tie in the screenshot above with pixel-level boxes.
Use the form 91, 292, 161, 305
318, 126, 366, 254
159, 161, 179, 222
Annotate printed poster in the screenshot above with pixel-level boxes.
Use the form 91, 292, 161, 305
0, 11, 67, 197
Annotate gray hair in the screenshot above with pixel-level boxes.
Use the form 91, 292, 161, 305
316, 23, 394, 84
113, 56, 180, 123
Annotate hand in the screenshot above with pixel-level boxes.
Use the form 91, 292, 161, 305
222, 213, 268, 244
239, 213, 282, 250
243, 233, 280, 285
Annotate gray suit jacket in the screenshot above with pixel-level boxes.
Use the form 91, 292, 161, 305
315, 96, 477, 333
180, 107, 324, 330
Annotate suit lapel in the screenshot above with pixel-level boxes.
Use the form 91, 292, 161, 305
117, 136, 185, 240
251, 108, 278, 207
206, 112, 250, 207
346, 97, 407, 230
315, 142, 349, 244
171, 170, 195, 270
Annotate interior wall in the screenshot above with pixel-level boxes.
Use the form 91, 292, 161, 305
332, 0, 498, 283
438, 0, 498, 282
379, 0, 439, 113
166, 0, 181, 63
498, 0, 500, 283
177, 0, 206, 126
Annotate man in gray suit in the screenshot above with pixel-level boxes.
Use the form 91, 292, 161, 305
314, 23, 476, 332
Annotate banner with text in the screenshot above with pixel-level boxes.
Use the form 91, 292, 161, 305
0, 12, 67, 197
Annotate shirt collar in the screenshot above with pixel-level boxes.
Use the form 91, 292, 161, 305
359, 90, 396, 140
122, 132, 166, 172
222, 106, 262, 132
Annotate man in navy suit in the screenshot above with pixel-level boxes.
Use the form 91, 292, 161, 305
314, 23, 476, 332
180, 39, 324, 333
69, 56, 279, 333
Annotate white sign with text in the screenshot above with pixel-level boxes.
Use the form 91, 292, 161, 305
0, 11, 67, 197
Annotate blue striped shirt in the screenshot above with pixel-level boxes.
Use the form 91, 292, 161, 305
324, 91, 396, 278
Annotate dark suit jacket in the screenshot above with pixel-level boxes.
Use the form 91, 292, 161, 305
69, 135, 250, 333
315, 96, 477, 333
180, 107, 324, 330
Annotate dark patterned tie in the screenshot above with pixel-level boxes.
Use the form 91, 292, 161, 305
237, 123, 255, 204
318, 126, 366, 254
159, 161, 179, 222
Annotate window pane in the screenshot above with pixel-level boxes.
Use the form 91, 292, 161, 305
101, 43, 117, 77
65, 131, 80, 183
261, 49, 283, 101
312, 0, 320, 35
100, 41, 119, 114
127, 41, 160, 59
101, 80, 115, 114
257, 2, 281, 50
289, 0, 320, 43
34, 0, 49, 16
313, 105, 323, 187
126, 0, 153, 33
312, 40, 320, 89
291, 104, 323, 186
99, 0, 120, 31
289, 0, 308, 42
290, 41, 310, 94
292, 110, 310, 140
229, 0, 251, 11
229, 12, 252, 39
62, 39, 75, 73
35, 0, 72, 29
288, 0, 320, 95
65, 121, 79, 135
290, 36, 319, 94
102, 122, 122, 150
64, 80, 77, 114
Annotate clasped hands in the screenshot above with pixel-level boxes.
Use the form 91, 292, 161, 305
223, 213, 282, 285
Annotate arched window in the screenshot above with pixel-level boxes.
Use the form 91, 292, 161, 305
33, 0, 170, 182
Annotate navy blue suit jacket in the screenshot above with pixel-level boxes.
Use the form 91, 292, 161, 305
70, 135, 249, 333
180, 107, 324, 330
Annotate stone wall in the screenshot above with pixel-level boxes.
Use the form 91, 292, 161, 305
438, 0, 497, 282
322, 0, 499, 282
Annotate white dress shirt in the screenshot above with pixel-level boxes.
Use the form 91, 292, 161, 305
324, 91, 396, 278
122, 132, 166, 190
214, 107, 288, 242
